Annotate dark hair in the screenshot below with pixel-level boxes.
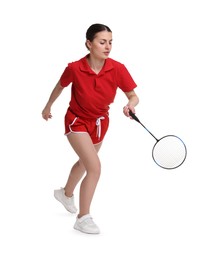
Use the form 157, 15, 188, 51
85, 23, 112, 49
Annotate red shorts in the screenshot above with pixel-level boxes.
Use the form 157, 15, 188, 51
64, 109, 109, 144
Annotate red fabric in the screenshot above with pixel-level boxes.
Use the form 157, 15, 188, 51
64, 109, 109, 144
60, 55, 137, 119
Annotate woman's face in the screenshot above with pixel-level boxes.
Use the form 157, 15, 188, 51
87, 31, 112, 60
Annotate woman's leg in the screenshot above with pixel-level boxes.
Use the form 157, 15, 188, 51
64, 139, 102, 197
64, 159, 86, 197
66, 133, 102, 217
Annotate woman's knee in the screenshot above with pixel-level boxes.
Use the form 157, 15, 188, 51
76, 158, 101, 176
86, 158, 101, 177
76, 159, 85, 171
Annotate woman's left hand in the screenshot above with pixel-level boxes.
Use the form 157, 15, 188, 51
123, 105, 135, 118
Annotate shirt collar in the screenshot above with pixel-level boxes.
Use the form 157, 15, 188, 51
79, 55, 114, 75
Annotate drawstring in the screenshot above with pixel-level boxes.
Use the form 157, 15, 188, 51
96, 117, 105, 139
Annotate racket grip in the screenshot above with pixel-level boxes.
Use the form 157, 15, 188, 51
129, 110, 140, 123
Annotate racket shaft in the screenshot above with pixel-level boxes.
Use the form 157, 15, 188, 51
129, 111, 158, 141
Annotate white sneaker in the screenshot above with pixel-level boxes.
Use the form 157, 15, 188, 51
54, 188, 77, 214
74, 214, 100, 234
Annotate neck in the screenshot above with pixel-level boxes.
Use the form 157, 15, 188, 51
87, 55, 105, 74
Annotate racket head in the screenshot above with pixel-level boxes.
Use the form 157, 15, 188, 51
152, 135, 187, 170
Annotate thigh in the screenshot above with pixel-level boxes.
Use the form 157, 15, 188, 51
94, 142, 103, 153
67, 133, 101, 171
76, 140, 103, 170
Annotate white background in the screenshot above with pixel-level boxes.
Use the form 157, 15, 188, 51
0, 0, 203, 259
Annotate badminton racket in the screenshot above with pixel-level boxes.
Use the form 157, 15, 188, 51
129, 111, 187, 170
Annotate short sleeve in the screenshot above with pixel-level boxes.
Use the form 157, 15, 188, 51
59, 63, 74, 87
116, 63, 137, 92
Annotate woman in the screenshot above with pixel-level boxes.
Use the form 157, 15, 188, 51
42, 23, 139, 234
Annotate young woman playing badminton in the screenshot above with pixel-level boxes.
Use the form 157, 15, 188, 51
42, 23, 139, 234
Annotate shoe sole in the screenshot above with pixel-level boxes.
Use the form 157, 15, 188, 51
74, 224, 100, 234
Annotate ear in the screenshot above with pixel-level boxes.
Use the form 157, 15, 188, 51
86, 40, 92, 50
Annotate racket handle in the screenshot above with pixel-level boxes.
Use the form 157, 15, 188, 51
129, 110, 140, 123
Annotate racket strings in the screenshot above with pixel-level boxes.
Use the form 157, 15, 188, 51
152, 136, 186, 169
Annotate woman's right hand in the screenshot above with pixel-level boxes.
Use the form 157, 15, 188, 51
42, 106, 52, 121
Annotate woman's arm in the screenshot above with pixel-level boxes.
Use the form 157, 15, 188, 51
42, 81, 64, 121
123, 90, 139, 117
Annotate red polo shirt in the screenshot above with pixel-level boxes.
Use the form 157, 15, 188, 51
60, 55, 137, 119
